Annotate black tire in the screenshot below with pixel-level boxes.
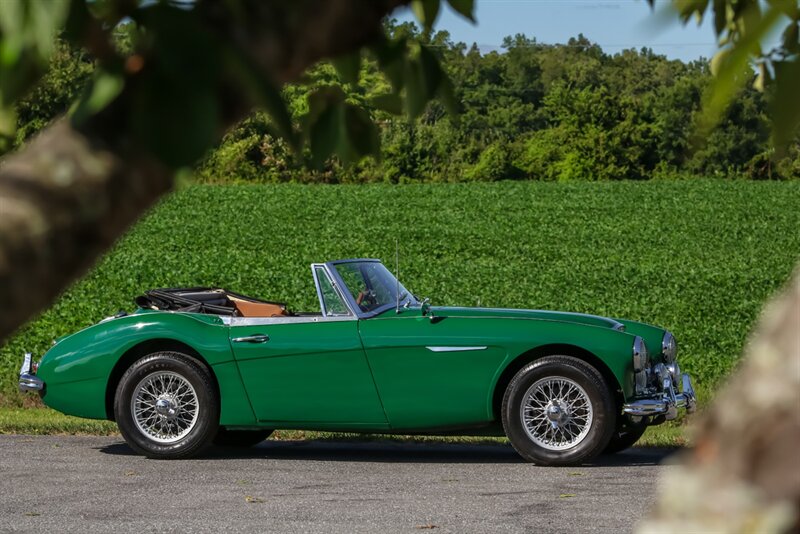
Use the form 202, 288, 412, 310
603, 416, 648, 454
114, 351, 219, 459
501, 356, 615, 466
213, 428, 273, 448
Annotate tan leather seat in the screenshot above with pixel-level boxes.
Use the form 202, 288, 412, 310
229, 297, 288, 317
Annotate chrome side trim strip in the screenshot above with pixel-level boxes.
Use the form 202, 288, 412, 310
426, 346, 487, 353
223, 315, 356, 326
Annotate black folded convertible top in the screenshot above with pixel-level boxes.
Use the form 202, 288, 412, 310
135, 287, 287, 317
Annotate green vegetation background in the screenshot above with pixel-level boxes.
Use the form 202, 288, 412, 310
10, 22, 800, 183
2, 181, 799, 408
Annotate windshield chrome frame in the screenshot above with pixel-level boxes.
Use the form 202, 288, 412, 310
311, 263, 355, 318
325, 259, 413, 319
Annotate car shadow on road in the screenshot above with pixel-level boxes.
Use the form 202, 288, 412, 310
97, 439, 681, 466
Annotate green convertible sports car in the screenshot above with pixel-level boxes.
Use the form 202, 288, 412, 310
19, 258, 695, 465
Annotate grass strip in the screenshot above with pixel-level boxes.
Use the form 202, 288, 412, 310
0, 407, 688, 448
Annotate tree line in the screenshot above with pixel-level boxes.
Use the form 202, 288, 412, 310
10, 21, 800, 183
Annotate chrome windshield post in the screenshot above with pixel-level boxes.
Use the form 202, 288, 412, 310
311, 264, 328, 316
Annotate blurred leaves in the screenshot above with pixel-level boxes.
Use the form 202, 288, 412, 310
0, 0, 473, 168
411, 0, 477, 29
370, 38, 458, 122
306, 86, 380, 167
0, 0, 70, 142
0, 0, 69, 60
411, 0, 440, 31
127, 4, 222, 168
653, 0, 800, 152
370, 93, 403, 115
302, 34, 461, 168
331, 51, 361, 85
70, 68, 124, 125
770, 59, 800, 149
223, 45, 298, 152
446, 0, 476, 23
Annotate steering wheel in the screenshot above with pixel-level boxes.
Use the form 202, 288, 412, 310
355, 288, 377, 311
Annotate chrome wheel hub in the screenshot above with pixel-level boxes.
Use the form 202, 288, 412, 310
520, 376, 593, 451
132, 371, 199, 444
546, 402, 569, 426
155, 397, 177, 418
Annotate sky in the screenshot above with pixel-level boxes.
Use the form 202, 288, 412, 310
395, 0, 719, 62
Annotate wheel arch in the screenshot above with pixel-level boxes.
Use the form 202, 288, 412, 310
491, 344, 624, 421
105, 338, 220, 421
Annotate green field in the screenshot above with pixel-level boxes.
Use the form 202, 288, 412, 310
2, 180, 799, 419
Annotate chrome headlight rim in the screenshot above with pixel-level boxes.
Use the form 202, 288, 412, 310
661, 331, 677, 363
632, 336, 649, 372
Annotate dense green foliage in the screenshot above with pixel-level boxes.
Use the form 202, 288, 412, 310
9, 24, 800, 182
2, 181, 798, 405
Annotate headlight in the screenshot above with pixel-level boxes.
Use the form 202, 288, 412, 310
662, 331, 677, 363
633, 336, 649, 372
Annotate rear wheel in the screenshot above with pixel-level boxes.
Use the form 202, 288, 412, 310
114, 351, 219, 459
213, 428, 273, 447
502, 356, 615, 466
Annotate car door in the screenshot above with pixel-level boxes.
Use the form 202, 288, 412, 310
358, 310, 507, 430
230, 267, 387, 427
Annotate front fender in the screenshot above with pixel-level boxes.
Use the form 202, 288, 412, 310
486, 319, 638, 417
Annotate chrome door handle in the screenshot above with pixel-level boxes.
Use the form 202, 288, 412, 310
232, 334, 270, 343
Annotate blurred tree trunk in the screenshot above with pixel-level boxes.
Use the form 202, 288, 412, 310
0, 0, 406, 344
640, 269, 800, 533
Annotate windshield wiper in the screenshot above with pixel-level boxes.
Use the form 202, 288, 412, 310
398, 291, 410, 308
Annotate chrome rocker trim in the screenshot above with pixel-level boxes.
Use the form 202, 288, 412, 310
622, 373, 696, 420
426, 346, 488, 353
19, 353, 44, 393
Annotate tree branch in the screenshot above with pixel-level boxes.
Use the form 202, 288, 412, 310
0, 0, 409, 343
0, 120, 170, 341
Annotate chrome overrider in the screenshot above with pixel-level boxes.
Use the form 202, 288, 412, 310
18, 353, 44, 393
623, 363, 696, 420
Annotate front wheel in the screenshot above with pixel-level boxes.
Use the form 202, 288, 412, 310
114, 351, 219, 459
603, 416, 648, 454
502, 356, 615, 466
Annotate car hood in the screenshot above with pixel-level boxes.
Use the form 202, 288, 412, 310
433, 306, 625, 331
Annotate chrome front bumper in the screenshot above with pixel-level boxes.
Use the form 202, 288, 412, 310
623, 373, 696, 421
19, 353, 44, 393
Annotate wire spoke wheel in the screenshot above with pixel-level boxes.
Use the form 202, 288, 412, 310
520, 376, 594, 451
131, 371, 199, 444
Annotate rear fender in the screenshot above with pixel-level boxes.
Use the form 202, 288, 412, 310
37, 312, 251, 422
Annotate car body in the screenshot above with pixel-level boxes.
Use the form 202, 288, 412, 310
19, 258, 695, 464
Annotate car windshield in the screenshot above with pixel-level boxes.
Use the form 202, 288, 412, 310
333, 261, 417, 313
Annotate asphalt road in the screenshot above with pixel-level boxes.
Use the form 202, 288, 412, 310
0, 435, 677, 533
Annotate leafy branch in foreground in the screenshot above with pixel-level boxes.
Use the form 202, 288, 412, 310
654, 0, 800, 151
0, 0, 474, 344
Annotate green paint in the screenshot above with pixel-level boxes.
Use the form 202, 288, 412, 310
35, 298, 667, 432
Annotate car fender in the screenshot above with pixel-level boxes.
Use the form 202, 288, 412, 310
36, 312, 253, 423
